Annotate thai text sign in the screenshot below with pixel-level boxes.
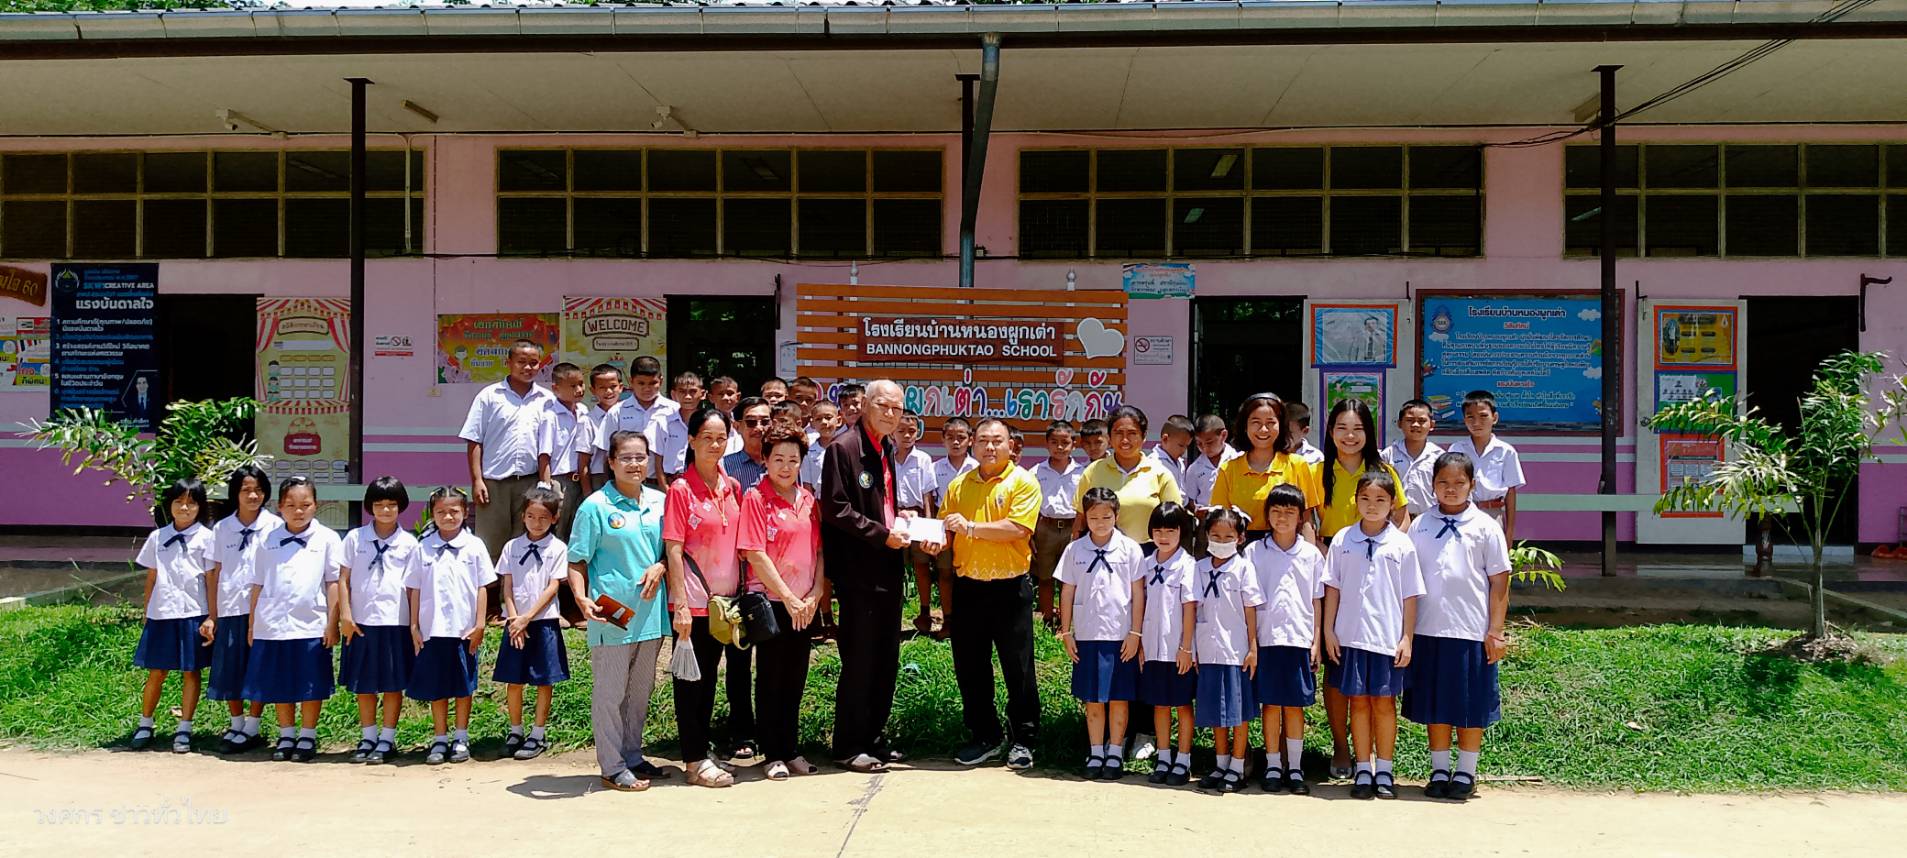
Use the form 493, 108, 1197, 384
856, 316, 1062, 364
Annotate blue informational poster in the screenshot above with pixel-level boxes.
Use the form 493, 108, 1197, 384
1417, 292, 1612, 434
50, 263, 162, 432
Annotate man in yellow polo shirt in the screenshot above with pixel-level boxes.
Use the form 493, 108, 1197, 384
926, 417, 1042, 771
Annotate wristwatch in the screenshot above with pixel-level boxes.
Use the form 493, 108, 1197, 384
965, 521, 976, 538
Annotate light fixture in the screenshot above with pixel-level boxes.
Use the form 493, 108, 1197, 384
1209, 152, 1238, 178
1569, 206, 1603, 223
1571, 92, 1604, 126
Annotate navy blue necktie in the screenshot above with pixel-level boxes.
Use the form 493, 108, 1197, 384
164, 532, 188, 549
1203, 568, 1223, 598
279, 534, 308, 549
519, 541, 545, 566
1086, 548, 1112, 576
238, 527, 257, 550
1360, 536, 1380, 560
1436, 516, 1463, 540
1149, 564, 1167, 587
370, 539, 391, 571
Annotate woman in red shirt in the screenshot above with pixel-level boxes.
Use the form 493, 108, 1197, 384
740, 429, 827, 781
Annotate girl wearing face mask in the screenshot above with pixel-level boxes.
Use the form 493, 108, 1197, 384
1189, 507, 1263, 794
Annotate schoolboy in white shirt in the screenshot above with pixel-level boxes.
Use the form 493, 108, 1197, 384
1381, 399, 1445, 518
1445, 390, 1526, 544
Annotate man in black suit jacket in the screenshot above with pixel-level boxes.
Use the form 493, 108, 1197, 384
821, 378, 912, 772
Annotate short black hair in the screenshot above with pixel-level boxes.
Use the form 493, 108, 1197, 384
160, 477, 208, 527
1353, 468, 1400, 504
943, 416, 973, 433
589, 363, 623, 385
672, 371, 703, 392
1286, 401, 1313, 428
608, 429, 651, 459
771, 401, 804, 422
1108, 405, 1148, 435
631, 356, 662, 378
427, 485, 470, 514
1046, 419, 1076, 439
836, 382, 866, 399
1079, 419, 1109, 439
364, 475, 410, 513
1398, 398, 1433, 421
760, 377, 789, 393
1463, 389, 1499, 415
550, 361, 584, 382
509, 339, 544, 358
279, 475, 318, 504
1080, 485, 1121, 515
709, 375, 738, 391
1262, 482, 1309, 525
900, 409, 923, 431
736, 396, 770, 417
1162, 414, 1195, 439
1433, 450, 1476, 481
226, 464, 272, 507
1193, 413, 1228, 435
520, 486, 562, 520
1201, 505, 1250, 537
1148, 501, 1197, 546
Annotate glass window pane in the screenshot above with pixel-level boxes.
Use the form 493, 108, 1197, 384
1250, 196, 1323, 255
1807, 145, 1879, 188
2, 154, 66, 195
1564, 145, 1639, 190
73, 199, 135, 258
1408, 196, 1481, 256
1253, 148, 1323, 190
797, 198, 866, 258
1409, 146, 1482, 190
212, 199, 278, 256
572, 151, 644, 192
285, 151, 350, 192
1019, 199, 1088, 258
1724, 194, 1797, 256
723, 198, 791, 256
572, 197, 643, 257
1096, 150, 1167, 193
1891, 146, 1907, 189
1804, 195, 1879, 256
723, 151, 792, 193
284, 198, 348, 258
649, 150, 716, 192
2, 200, 65, 257
1173, 149, 1245, 192
1644, 195, 1718, 256
213, 152, 277, 193
1172, 197, 1243, 257
872, 199, 940, 257
1646, 145, 1718, 189
797, 151, 865, 194
1094, 198, 1166, 257
1331, 147, 1402, 190
1020, 150, 1089, 194
365, 197, 415, 256
1725, 146, 1797, 188
1329, 197, 1402, 254
648, 198, 717, 256
366, 150, 422, 193
141, 199, 205, 258
498, 150, 566, 192
143, 152, 206, 194
73, 153, 137, 194
497, 197, 567, 256
873, 151, 942, 193
1889, 196, 1907, 256
1564, 195, 1638, 257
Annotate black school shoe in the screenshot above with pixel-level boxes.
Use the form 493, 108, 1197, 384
129, 726, 156, 750
1196, 768, 1227, 791
1098, 756, 1124, 780
1446, 772, 1477, 801
351, 739, 376, 763
1148, 759, 1171, 784
292, 737, 317, 763
1350, 770, 1376, 799
271, 736, 296, 762
1261, 765, 1288, 793
503, 732, 524, 758
1218, 769, 1244, 793
1425, 770, 1452, 799
366, 739, 396, 764
1374, 771, 1397, 800
1285, 769, 1312, 796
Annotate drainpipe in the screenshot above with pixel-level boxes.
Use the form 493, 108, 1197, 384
959, 34, 1001, 290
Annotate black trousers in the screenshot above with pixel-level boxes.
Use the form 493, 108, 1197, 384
831, 585, 903, 760
753, 602, 812, 762
951, 574, 1041, 748
672, 616, 735, 763
725, 641, 755, 743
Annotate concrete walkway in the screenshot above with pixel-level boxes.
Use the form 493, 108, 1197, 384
3, 749, 1901, 857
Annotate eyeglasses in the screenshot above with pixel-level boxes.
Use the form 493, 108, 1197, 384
743, 418, 772, 427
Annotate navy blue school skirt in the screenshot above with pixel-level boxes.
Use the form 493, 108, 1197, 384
492, 619, 571, 687
340, 624, 416, 695
1070, 639, 1139, 703
1194, 663, 1249, 728
1327, 646, 1409, 698
205, 616, 251, 700
1139, 659, 1197, 708
1253, 645, 1317, 708
1402, 634, 1501, 729
241, 638, 335, 704
406, 637, 479, 702
134, 615, 212, 672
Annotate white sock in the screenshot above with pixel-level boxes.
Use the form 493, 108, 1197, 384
279, 726, 296, 739
362, 725, 377, 741
298, 727, 317, 741
1457, 750, 1480, 777
1155, 748, 1175, 767
1285, 738, 1304, 769
1375, 757, 1393, 776
378, 727, 397, 743
243, 716, 261, 735
508, 723, 524, 737
229, 715, 243, 732
1265, 751, 1283, 772
1356, 761, 1374, 777
1229, 756, 1247, 774
434, 733, 449, 745
138, 715, 155, 729
529, 725, 546, 741
1215, 754, 1232, 774
1430, 749, 1452, 773
454, 728, 470, 743
176, 719, 192, 733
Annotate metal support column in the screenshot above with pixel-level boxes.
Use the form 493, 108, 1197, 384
347, 77, 371, 522
958, 34, 1000, 290
1597, 65, 1621, 577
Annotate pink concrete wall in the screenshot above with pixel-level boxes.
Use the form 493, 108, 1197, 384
4, 127, 1904, 542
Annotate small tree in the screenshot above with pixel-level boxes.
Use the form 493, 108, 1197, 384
23, 398, 266, 525
1646, 351, 1899, 640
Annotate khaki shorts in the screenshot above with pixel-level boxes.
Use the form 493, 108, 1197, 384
1030, 516, 1074, 583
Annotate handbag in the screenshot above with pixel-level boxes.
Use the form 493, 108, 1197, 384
682, 554, 746, 648
735, 590, 783, 646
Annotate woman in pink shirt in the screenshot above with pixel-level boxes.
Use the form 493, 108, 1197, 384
663, 407, 743, 788
740, 429, 827, 781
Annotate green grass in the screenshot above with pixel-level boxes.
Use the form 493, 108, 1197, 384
3, 604, 1905, 791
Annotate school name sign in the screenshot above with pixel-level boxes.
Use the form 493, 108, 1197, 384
856, 316, 1062, 364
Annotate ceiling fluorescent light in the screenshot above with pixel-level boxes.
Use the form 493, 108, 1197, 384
1209, 153, 1238, 178
1183, 207, 1205, 224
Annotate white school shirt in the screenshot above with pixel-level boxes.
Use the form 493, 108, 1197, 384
653, 409, 693, 477
1296, 439, 1326, 466
931, 456, 977, 506
499, 533, 570, 622
1139, 547, 1197, 661
1183, 445, 1241, 508
407, 529, 498, 640
1381, 439, 1446, 515
1322, 524, 1426, 657
212, 509, 282, 618
1055, 532, 1146, 642
251, 523, 344, 641
1032, 458, 1084, 519
585, 402, 615, 474
1191, 554, 1265, 667
340, 525, 421, 627
725, 423, 745, 457
1246, 535, 1326, 649
537, 399, 589, 478
1446, 436, 1526, 502
1149, 447, 1188, 496
135, 522, 217, 620
458, 381, 554, 481
1408, 503, 1512, 642
799, 441, 828, 491
596, 394, 678, 473
894, 447, 936, 510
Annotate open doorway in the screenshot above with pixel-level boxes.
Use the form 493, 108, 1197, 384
1744, 295, 1860, 543
157, 294, 257, 433
1191, 298, 1304, 419
667, 296, 777, 392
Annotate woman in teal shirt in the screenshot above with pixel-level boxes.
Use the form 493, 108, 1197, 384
567, 430, 670, 792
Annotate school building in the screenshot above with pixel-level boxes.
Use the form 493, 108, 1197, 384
0, 2, 1903, 549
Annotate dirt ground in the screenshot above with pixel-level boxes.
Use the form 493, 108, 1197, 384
3, 749, 1901, 857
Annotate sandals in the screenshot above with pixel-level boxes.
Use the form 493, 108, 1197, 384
1447, 772, 1477, 801
1350, 770, 1376, 800
1425, 769, 1452, 799
786, 756, 819, 776
601, 770, 651, 792
292, 737, 317, 763
729, 739, 760, 761
840, 753, 887, 774
425, 740, 450, 765
630, 760, 673, 780
171, 731, 193, 754
765, 760, 791, 781
686, 758, 735, 788
1374, 770, 1397, 800
1166, 761, 1191, 787
352, 739, 376, 763
367, 739, 396, 765
1084, 755, 1106, 781
129, 726, 156, 750
272, 736, 296, 762
514, 736, 547, 761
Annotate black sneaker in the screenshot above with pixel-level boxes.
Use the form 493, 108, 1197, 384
954, 740, 1001, 767
1005, 744, 1034, 771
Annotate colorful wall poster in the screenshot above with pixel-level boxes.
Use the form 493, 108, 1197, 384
256, 298, 352, 503
1122, 263, 1195, 299
559, 297, 667, 382
1658, 435, 1726, 518
1417, 292, 1614, 434
1654, 306, 1737, 370
50, 263, 161, 431
437, 313, 560, 385
1321, 369, 1386, 441
1311, 304, 1397, 367
2, 316, 50, 388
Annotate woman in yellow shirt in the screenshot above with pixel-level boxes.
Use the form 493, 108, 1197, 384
1316, 399, 1409, 539
1208, 394, 1321, 544
1073, 406, 1182, 546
